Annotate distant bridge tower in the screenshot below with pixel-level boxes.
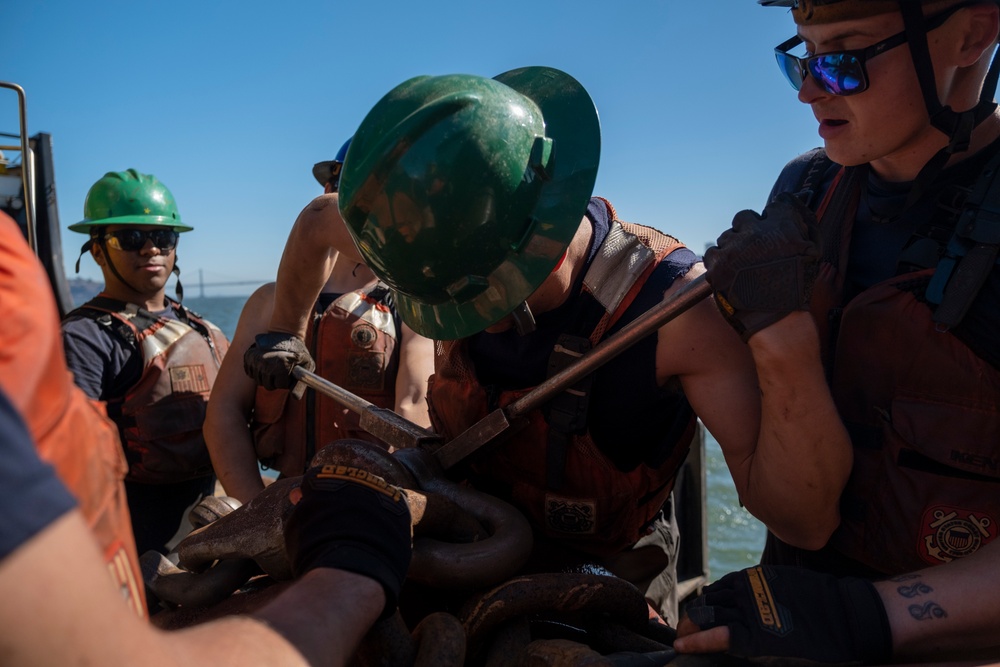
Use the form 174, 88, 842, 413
190, 270, 267, 297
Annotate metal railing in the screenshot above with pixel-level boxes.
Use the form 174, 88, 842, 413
0, 82, 36, 253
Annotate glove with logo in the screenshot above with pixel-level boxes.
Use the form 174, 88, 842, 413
243, 332, 315, 391
684, 565, 892, 664
284, 464, 412, 620
703, 193, 821, 341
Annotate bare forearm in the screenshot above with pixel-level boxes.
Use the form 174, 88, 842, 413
167, 615, 311, 667
251, 569, 384, 667
205, 320, 270, 504
2, 512, 312, 667
168, 571, 384, 667
745, 312, 852, 547
874, 542, 1000, 660
205, 407, 265, 504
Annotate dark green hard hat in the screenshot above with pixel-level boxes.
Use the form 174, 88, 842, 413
338, 66, 601, 340
69, 168, 192, 234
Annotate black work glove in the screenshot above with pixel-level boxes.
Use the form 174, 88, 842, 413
284, 464, 412, 620
243, 332, 315, 391
685, 565, 892, 665
703, 193, 821, 341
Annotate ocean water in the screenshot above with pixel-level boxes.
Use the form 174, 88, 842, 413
185, 295, 766, 582
185, 295, 250, 342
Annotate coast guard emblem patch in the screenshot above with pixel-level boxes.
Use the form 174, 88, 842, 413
545, 494, 596, 534
919, 505, 996, 565
348, 351, 384, 390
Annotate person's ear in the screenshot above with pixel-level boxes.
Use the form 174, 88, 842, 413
954, 3, 1000, 67
91, 240, 107, 267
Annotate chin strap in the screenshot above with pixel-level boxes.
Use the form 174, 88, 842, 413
173, 259, 184, 302
103, 247, 142, 297
899, 0, 1000, 209
76, 229, 184, 303
510, 300, 537, 335
74, 238, 92, 274
75, 229, 141, 296
896, 0, 1000, 330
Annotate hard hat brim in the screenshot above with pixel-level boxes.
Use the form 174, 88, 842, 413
312, 161, 337, 187
68, 215, 194, 234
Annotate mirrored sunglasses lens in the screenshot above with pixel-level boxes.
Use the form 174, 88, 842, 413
775, 52, 805, 91
808, 54, 865, 95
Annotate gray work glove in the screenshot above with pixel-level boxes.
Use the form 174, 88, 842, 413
703, 193, 821, 341
243, 332, 315, 391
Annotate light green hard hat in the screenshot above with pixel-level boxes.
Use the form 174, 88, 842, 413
338, 66, 601, 340
69, 168, 192, 234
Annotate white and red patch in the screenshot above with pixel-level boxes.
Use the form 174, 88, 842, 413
919, 505, 996, 565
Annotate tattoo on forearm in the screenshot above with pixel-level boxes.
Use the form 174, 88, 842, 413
908, 602, 948, 621
897, 582, 933, 598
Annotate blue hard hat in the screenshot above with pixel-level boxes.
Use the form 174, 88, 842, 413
312, 137, 353, 189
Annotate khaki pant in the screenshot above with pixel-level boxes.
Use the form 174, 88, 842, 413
602, 496, 679, 626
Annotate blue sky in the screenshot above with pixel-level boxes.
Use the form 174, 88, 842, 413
6, 0, 821, 297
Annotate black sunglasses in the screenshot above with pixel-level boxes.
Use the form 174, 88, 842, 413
328, 162, 343, 192
103, 229, 179, 252
774, 5, 961, 96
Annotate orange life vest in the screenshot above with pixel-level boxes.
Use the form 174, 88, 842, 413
0, 213, 146, 617
428, 203, 695, 557
252, 283, 400, 476
68, 297, 229, 484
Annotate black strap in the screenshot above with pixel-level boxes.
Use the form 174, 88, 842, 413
896, 184, 968, 273
304, 301, 324, 466
367, 282, 393, 304
901, 0, 997, 154
70, 297, 156, 342
900, 1, 947, 138
792, 149, 834, 209
897, 1, 999, 214
927, 149, 1000, 328
818, 166, 865, 272
934, 244, 1000, 328
172, 261, 184, 302
789, 149, 863, 271
544, 334, 593, 491
86, 295, 187, 327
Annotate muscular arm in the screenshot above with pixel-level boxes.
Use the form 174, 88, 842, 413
661, 264, 848, 548
204, 284, 276, 503
270, 194, 363, 339
393, 323, 434, 429
0, 509, 381, 667
741, 310, 852, 547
